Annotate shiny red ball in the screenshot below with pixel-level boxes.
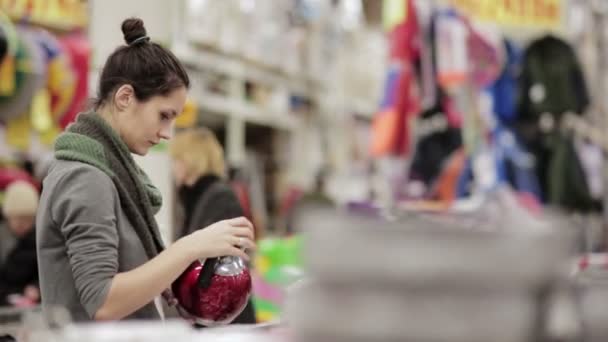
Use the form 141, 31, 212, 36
172, 260, 252, 325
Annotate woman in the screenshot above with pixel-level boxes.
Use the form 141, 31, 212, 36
36, 18, 255, 322
169, 127, 256, 324
0, 181, 39, 307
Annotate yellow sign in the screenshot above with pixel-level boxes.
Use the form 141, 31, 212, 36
0, 0, 88, 31
450, 0, 562, 29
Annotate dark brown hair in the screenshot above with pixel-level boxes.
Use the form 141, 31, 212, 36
93, 18, 190, 109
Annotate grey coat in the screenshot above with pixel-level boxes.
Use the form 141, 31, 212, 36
36, 160, 160, 321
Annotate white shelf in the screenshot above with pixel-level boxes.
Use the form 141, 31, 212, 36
200, 92, 299, 131
173, 44, 318, 97
89, 69, 299, 132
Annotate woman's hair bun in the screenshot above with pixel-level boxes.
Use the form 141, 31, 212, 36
121, 17, 147, 45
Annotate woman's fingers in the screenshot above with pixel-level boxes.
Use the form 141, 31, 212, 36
227, 217, 254, 230
231, 236, 256, 251
228, 247, 250, 261
232, 226, 254, 240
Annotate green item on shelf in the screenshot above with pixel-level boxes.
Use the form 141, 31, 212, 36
258, 235, 303, 267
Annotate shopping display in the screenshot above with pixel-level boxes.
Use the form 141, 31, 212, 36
252, 236, 304, 322
364, 0, 605, 220
172, 256, 252, 326
0, 2, 90, 158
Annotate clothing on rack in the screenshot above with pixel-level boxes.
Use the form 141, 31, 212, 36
371, 0, 421, 157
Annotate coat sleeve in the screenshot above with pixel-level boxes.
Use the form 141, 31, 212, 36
50, 165, 119, 319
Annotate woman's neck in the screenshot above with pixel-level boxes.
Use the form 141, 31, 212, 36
96, 105, 121, 136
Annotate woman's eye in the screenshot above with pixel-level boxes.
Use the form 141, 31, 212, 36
161, 113, 170, 121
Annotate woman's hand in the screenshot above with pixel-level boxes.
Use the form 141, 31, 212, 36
181, 217, 255, 261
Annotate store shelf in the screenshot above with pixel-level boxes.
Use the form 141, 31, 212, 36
173, 44, 319, 97
199, 92, 299, 131
89, 66, 299, 131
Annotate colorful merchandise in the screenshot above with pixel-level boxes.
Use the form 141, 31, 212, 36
252, 235, 304, 322
0, 167, 39, 201
0, 27, 44, 121
0, 11, 18, 97
58, 33, 89, 129
371, 0, 421, 157
33, 28, 76, 123
409, 104, 462, 189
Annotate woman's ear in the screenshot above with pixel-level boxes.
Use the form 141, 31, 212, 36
114, 84, 135, 111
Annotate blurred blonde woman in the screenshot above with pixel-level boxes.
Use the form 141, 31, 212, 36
169, 127, 256, 325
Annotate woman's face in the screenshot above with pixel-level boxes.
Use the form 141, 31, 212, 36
117, 86, 188, 156
7, 214, 35, 237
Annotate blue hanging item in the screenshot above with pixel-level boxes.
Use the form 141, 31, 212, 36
493, 126, 542, 201
455, 126, 541, 202
380, 63, 402, 109
487, 39, 521, 125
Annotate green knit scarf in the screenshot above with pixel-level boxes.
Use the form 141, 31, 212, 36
54, 111, 165, 258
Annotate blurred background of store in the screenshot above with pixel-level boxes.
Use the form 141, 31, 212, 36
5, 0, 608, 341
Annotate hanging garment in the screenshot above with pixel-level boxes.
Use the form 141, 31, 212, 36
547, 134, 598, 212
433, 148, 466, 204
519, 35, 589, 119
516, 35, 589, 144
370, 63, 410, 157
409, 105, 462, 187
493, 127, 542, 201
371, 0, 421, 157
453, 128, 541, 202
434, 12, 503, 155
434, 9, 468, 90
487, 39, 522, 125
466, 22, 504, 90
388, 0, 420, 62
516, 35, 591, 203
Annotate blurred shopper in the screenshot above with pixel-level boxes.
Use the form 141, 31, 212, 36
169, 127, 256, 324
37, 18, 254, 322
0, 181, 39, 307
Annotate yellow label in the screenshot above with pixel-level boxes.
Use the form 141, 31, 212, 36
450, 0, 562, 29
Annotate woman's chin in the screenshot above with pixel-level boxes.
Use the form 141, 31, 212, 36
131, 145, 150, 156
